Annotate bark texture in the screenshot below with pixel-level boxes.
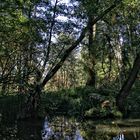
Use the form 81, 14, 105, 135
116, 53, 140, 113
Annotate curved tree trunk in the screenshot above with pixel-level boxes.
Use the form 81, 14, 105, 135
116, 53, 140, 113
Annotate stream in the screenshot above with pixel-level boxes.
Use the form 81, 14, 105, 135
0, 117, 140, 140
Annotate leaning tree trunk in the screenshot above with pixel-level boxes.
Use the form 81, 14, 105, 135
19, 2, 119, 119
116, 53, 140, 113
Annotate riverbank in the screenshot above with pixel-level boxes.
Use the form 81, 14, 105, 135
0, 86, 140, 139
0, 86, 140, 122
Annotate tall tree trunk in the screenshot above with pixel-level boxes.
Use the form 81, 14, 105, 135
19, 83, 42, 119
86, 16, 96, 87
21, 2, 119, 118
116, 53, 140, 113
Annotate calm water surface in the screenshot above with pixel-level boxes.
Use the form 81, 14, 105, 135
0, 117, 140, 140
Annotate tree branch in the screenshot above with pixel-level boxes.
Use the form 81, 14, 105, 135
41, 1, 121, 87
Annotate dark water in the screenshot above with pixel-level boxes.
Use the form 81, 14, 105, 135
0, 117, 140, 140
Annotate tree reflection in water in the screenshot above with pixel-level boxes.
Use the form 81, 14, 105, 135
41, 116, 54, 140
1, 117, 139, 139
41, 116, 84, 140
112, 132, 124, 140
41, 117, 140, 140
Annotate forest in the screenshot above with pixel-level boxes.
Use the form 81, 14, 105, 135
0, 0, 140, 139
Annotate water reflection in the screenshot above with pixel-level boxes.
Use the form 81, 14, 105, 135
41, 117, 54, 140
74, 130, 84, 140
41, 116, 84, 140
41, 117, 140, 140
95, 119, 140, 140
0, 117, 140, 139
112, 132, 124, 140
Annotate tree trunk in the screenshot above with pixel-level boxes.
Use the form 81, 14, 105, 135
19, 84, 42, 119
86, 67, 96, 86
20, 2, 119, 118
86, 16, 96, 87
116, 53, 140, 113
41, 2, 118, 87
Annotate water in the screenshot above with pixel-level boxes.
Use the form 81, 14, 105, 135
0, 117, 140, 140
43, 118, 140, 140
112, 133, 124, 140
41, 116, 84, 140
41, 117, 140, 140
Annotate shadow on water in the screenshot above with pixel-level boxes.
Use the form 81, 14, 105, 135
0, 117, 140, 140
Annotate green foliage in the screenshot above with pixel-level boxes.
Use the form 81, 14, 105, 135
38, 86, 122, 119
127, 82, 140, 118
0, 94, 25, 123
0, 123, 18, 140
0, 0, 139, 123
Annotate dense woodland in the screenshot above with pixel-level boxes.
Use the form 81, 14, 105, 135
0, 0, 140, 123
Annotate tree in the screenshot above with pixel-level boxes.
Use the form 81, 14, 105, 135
116, 53, 140, 113
24, 0, 120, 117
0, 0, 43, 94
1, 0, 122, 118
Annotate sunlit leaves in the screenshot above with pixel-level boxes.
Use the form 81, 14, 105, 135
123, 0, 140, 7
